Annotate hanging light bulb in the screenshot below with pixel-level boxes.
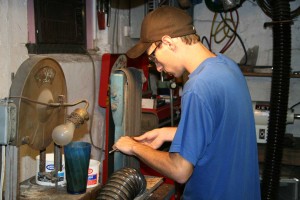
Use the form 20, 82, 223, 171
52, 121, 76, 146
52, 108, 89, 146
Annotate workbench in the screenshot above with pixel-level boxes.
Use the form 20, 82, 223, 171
20, 177, 100, 200
20, 177, 175, 200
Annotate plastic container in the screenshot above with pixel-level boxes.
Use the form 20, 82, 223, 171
64, 141, 91, 194
35, 153, 66, 186
87, 159, 100, 188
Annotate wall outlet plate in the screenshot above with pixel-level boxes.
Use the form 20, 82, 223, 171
256, 124, 268, 143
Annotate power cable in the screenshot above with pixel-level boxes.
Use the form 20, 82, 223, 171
201, 36, 211, 50
81, 48, 104, 151
290, 101, 300, 110
219, 12, 248, 65
219, 11, 239, 53
209, 10, 239, 54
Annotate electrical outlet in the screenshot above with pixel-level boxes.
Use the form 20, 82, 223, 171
0, 99, 17, 145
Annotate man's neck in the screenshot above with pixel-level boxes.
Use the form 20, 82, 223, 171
183, 42, 216, 74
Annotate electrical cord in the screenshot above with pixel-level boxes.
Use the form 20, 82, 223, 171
8, 96, 89, 109
81, 47, 104, 152
291, 6, 300, 19
219, 12, 248, 65
209, 13, 217, 51
219, 11, 239, 53
257, 0, 300, 19
256, 0, 272, 18
290, 101, 300, 110
213, 13, 235, 44
201, 35, 211, 50
209, 10, 239, 54
112, 0, 120, 53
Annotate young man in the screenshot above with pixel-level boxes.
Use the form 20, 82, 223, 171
113, 6, 261, 199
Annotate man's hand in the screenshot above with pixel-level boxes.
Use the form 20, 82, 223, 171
133, 129, 165, 149
113, 136, 142, 155
134, 127, 177, 149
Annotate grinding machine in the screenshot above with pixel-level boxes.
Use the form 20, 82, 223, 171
0, 56, 90, 199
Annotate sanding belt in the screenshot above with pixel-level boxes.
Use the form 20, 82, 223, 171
115, 67, 142, 169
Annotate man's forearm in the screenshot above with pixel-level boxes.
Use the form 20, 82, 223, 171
132, 142, 193, 183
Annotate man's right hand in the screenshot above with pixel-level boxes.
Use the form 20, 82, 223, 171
134, 127, 177, 149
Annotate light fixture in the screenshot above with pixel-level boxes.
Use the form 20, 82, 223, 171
8, 95, 90, 146
52, 106, 89, 146
51, 121, 75, 146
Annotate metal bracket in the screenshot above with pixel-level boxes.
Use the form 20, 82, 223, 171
0, 99, 17, 145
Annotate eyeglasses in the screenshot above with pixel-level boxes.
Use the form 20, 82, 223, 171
148, 42, 161, 63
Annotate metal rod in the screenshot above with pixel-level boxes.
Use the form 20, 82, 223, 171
109, 149, 118, 154
294, 114, 300, 119
54, 144, 62, 188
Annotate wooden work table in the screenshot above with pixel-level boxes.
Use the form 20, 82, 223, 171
20, 177, 175, 200
20, 177, 101, 200
148, 184, 175, 200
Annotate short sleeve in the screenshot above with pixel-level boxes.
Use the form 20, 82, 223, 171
169, 91, 214, 166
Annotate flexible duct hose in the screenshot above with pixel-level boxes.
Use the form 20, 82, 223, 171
261, 1, 292, 200
97, 167, 146, 200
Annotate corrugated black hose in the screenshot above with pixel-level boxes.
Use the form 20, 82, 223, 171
260, 0, 292, 200
97, 167, 146, 200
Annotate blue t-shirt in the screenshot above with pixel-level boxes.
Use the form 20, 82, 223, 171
170, 54, 261, 200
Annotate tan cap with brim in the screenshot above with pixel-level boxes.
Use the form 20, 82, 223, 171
126, 6, 196, 59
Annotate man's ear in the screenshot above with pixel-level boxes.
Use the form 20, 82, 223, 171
161, 35, 176, 50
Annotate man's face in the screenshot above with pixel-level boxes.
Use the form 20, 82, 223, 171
147, 41, 185, 78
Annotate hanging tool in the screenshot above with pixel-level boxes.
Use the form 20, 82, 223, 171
97, 0, 106, 30
97, 0, 111, 30
107, 0, 111, 27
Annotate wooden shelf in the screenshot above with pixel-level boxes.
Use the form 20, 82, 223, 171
243, 72, 300, 78
239, 65, 300, 78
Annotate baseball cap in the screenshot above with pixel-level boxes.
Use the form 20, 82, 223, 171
126, 6, 196, 58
